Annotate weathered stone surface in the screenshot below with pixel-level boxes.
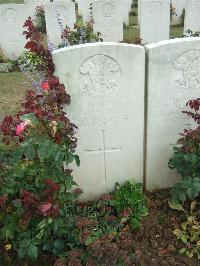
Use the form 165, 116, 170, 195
145, 37, 200, 190
140, 0, 170, 44
0, 4, 26, 59
171, 0, 186, 26
184, 0, 200, 34
92, 0, 123, 42
53, 43, 145, 200
44, 0, 76, 47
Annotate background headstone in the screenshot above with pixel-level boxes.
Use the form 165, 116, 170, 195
44, 0, 76, 47
171, 0, 186, 26
53, 43, 145, 200
122, 0, 132, 25
140, 0, 170, 44
184, 0, 200, 34
0, 4, 26, 59
77, 0, 92, 23
145, 37, 200, 190
92, 0, 123, 42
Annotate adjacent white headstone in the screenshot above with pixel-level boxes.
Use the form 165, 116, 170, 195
92, 0, 123, 42
145, 37, 200, 190
140, 0, 170, 44
53, 43, 145, 200
171, 0, 186, 26
184, 0, 200, 34
44, 0, 76, 47
0, 4, 26, 59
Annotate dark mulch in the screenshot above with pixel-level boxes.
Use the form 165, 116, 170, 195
0, 190, 199, 266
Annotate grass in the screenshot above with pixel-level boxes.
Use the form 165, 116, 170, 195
0, 0, 23, 3
0, 72, 28, 119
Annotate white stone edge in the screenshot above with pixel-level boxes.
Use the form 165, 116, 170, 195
145, 37, 200, 50
52, 42, 144, 55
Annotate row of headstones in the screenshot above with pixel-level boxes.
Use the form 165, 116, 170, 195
0, 0, 200, 59
140, 0, 200, 44
52, 37, 200, 200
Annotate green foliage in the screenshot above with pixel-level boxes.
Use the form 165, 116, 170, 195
170, 177, 200, 203
113, 182, 148, 229
58, 20, 103, 48
35, 5, 46, 33
184, 29, 200, 37
170, 201, 200, 259
18, 52, 45, 71
168, 99, 200, 203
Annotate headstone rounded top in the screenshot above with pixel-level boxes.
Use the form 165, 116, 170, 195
4, 8, 17, 22
102, 2, 115, 17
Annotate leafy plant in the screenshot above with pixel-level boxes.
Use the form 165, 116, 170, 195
169, 201, 200, 259
113, 182, 148, 229
35, 5, 46, 33
184, 29, 200, 37
58, 20, 103, 48
169, 99, 200, 203
170, 4, 177, 21
0, 18, 80, 260
18, 51, 46, 71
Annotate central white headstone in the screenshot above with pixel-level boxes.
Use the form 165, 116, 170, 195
53, 43, 145, 200
92, 0, 123, 42
140, 0, 170, 44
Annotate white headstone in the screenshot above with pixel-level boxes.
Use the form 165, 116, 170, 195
0, 4, 26, 59
92, 0, 123, 42
140, 0, 170, 44
145, 37, 200, 190
24, 0, 46, 19
184, 0, 200, 34
171, 0, 186, 26
44, 0, 76, 47
77, 0, 92, 23
53, 43, 145, 200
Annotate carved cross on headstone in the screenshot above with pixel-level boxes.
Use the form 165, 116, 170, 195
85, 130, 121, 182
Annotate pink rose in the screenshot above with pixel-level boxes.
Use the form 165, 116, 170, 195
41, 82, 50, 91
37, 202, 52, 216
16, 121, 28, 136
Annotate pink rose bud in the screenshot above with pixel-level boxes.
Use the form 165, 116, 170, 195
16, 121, 28, 136
41, 82, 50, 91
37, 202, 52, 215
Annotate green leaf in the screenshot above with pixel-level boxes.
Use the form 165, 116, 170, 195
168, 200, 186, 212
24, 144, 36, 160
37, 139, 50, 160
130, 217, 140, 229
181, 234, 188, 244
20, 113, 37, 124
85, 236, 94, 246
19, 239, 31, 248
53, 239, 65, 251
173, 228, 182, 238
74, 155, 80, 167
179, 248, 186, 254
28, 243, 38, 259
